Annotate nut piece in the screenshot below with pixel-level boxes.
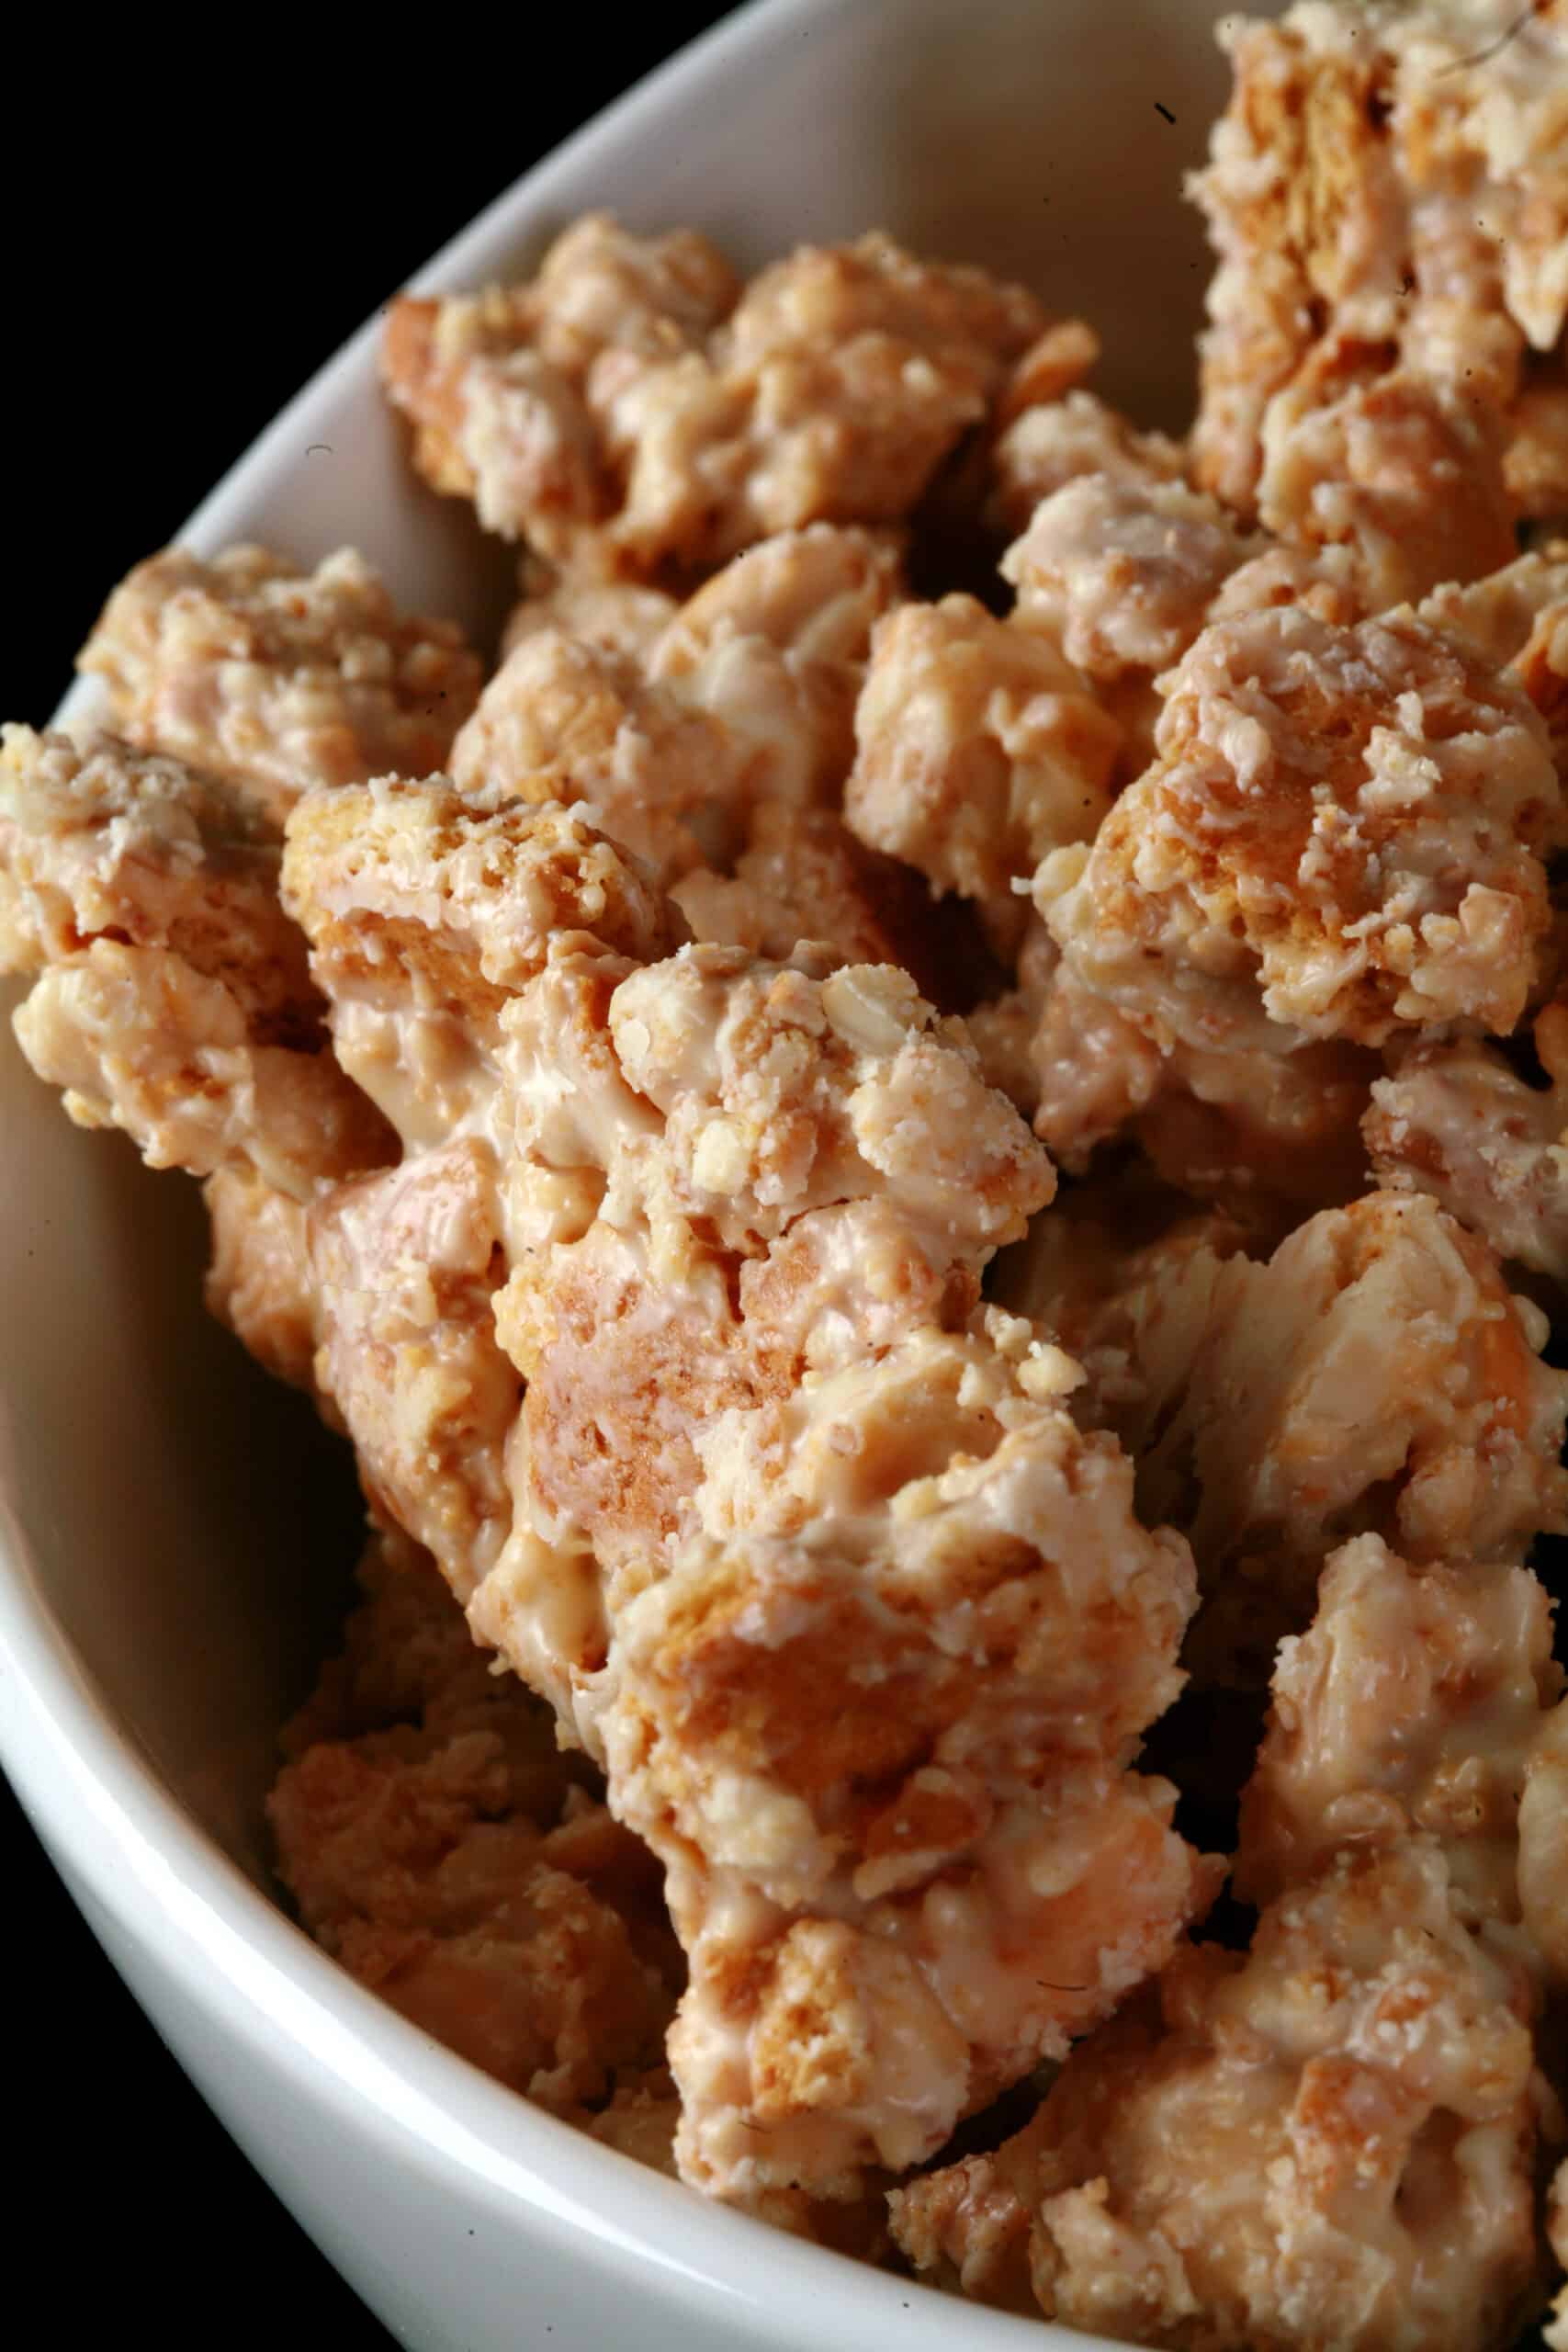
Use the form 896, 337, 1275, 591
381, 215, 739, 559
308, 1139, 520, 1602
202, 1167, 319, 1393
280, 776, 680, 1146
670, 802, 991, 1012
500, 571, 679, 667
1258, 369, 1517, 612
453, 526, 901, 882
447, 626, 734, 882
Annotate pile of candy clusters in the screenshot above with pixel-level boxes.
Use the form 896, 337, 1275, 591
9, 5, 1568, 2344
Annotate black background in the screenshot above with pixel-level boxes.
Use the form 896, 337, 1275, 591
3, 14, 730, 2345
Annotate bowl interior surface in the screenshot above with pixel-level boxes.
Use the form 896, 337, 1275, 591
0, 0, 1279, 2335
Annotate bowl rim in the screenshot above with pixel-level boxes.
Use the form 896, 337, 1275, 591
6, 0, 1079, 2338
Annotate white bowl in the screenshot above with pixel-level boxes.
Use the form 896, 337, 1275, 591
0, 4, 1262, 2343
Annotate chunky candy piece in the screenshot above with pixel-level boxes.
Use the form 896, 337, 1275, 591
12, 154, 1568, 2342
843, 595, 1119, 938
385, 220, 1061, 582
0, 726, 390, 1194
79, 544, 481, 824
892, 1845, 1544, 2352
274, 774, 1212, 2198
1041, 605, 1562, 1054
271, 1531, 676, 2116
1021, 1189, 1568, 1690
1190, 0, 1568, 526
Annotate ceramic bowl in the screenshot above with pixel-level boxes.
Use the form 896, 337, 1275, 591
0, 3, 1262, 2341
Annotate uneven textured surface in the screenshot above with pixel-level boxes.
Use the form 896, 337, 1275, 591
9, 64, 1568, 2335
79, 544, 481, 824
